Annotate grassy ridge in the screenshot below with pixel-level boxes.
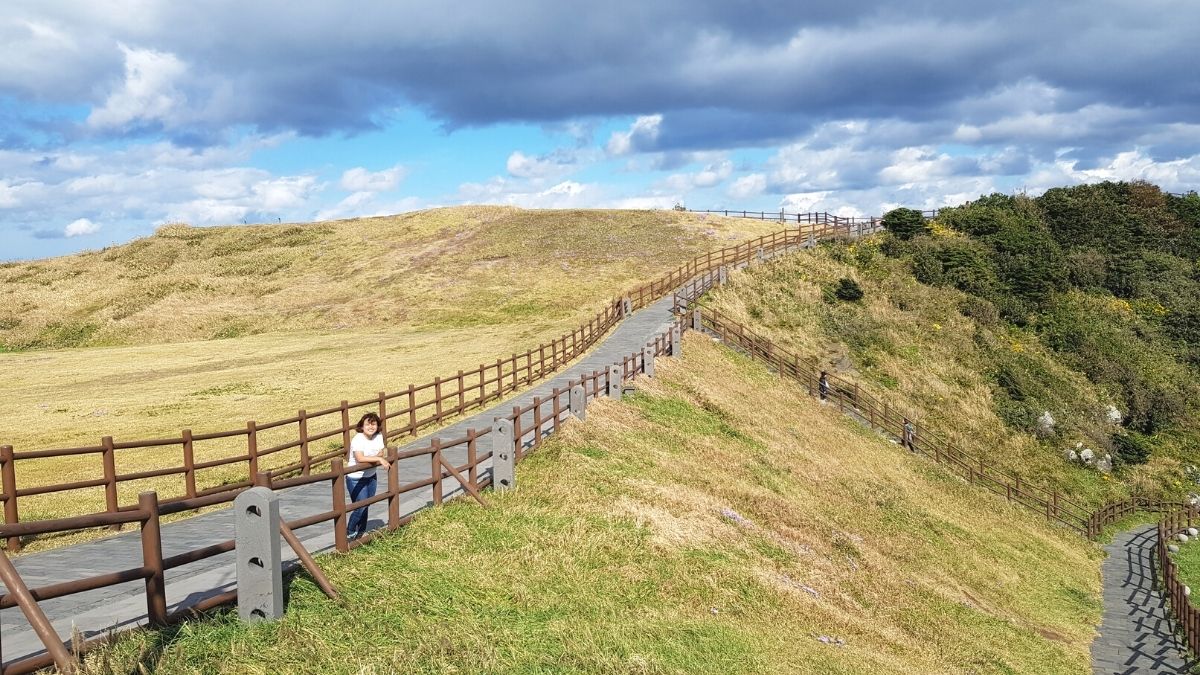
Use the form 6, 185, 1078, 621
0, 206, 775, 350
85, 335, 1100, 674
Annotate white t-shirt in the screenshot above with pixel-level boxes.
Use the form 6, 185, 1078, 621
347, 432, 385, 479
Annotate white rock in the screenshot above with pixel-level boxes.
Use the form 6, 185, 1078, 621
1096, 456, 1113, 474
1170, 544, 1181, 553
1080, 448, 1095, 465
1106, 405, 1123, 424
1187, 586, 1192, 598
1065, 449, 1079, 463
1189, 493, 1200, 507
1180, 533, 1190, 543
1035, 411, 1056, 437
1188, 527, 1197, 537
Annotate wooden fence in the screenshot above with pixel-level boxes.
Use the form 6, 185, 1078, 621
0, 213, 879, 551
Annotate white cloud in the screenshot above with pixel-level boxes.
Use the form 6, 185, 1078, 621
728, 173, 766, 199
87, 44, 187, 130
663, 159, 733, 192
340, 165, 406, 192
64, 217, 100, 237
505, 151, 575, 180
606, 115, 662, 156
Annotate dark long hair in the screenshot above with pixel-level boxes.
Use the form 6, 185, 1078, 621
355, 412, 382, 435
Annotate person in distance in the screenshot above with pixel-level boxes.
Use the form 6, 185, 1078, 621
346, 412, 391, 539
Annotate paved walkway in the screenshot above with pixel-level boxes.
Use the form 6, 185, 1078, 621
1092, 525, 1195, 673
1, 294, 679, 667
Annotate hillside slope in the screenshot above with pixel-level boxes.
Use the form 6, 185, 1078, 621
88, 335, 1101, 674
0, 206, 775, 350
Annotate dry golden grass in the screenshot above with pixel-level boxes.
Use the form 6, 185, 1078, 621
0, 207, 779, 529
84, 334, 1102, 674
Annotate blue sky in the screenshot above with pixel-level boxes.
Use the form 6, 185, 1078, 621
2, 1, 1199, 261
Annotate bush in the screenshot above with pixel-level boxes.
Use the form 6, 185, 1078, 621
909, 236, 997, 296
959, 296, 999, 325
1112, 431, 1152, 465
833, 278, 864, 302
881, 208, 930, 240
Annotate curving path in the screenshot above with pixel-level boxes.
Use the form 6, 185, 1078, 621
0, 293, 680, 668
1092, 525, 1195, 673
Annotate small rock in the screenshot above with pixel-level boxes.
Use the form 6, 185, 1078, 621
1080, 448, 1095, 465
1188, 527, 1197, 537
1188, 493, 1200, 507
1187, 586, 1192, 598
1035, 411, 1056, 438
720, 508, 751, 527
1106, 405, 1123, 424
1065, 449, 1079, 463
1096, 456, 1113, 474
1170, 544, 1181, 553
709, 607, 719, 615
1179, 533, 1190, 543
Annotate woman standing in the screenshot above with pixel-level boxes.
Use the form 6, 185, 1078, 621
346, 412, 390, 539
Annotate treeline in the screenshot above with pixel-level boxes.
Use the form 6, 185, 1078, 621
880, 182, 1200, 467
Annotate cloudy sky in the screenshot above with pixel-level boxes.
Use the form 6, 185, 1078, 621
2, 1, 1198, 260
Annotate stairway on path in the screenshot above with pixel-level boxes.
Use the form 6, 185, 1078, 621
1092, 525, 1195, 674
0, 294, 679, 668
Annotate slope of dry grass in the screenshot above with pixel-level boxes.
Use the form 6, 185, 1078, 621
0, 207, 777, 528
84, 334, 1102, 674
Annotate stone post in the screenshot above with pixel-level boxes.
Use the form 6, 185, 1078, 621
691, 307, 702, 331
491, 418, 515, 491
718, 265, 728, 286
607, 364, 623, 400
570, 385, 587, 421
670, 325, 682, 356
621, 296, 632, 318
643, 346, 655, 378
235, 486, 283, 622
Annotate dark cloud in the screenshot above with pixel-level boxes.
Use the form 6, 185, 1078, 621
0, 1, 1197, 165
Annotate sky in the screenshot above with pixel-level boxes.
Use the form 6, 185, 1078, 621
2, 1, 1199, 261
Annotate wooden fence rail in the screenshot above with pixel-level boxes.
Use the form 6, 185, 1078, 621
0, 213, 884, 549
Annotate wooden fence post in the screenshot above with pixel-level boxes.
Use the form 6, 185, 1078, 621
386, 446, 399, 531
298, 410, 311, 475
246, 421, 259, 480
340, 401, 351, 449
102, 436, 120, 530
331, 458, 348, 553
431, 439, 443, 505
1, 445, 21, 552
182, 429, 197, 498
407, 385, 417, 436
138, 491, 167, 627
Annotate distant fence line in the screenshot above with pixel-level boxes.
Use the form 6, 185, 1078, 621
689, 208, 939, 224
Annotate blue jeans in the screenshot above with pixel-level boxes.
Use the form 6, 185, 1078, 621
346, 474, 377, 538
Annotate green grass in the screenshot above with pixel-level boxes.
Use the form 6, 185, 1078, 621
85, 335, 1101, 674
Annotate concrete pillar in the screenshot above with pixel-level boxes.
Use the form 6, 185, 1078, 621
803, 234, 816, 249
621, 297, 632, 318
756, 247, 766, 263
670, 325, 682, 356
570, 385, 587, 421
491, 418, 515, 491
691, 307, 702, 331
642, 346, 655, 377
607, 364, 622, 400
718, 266, 728, 285
235, 486, 283, 622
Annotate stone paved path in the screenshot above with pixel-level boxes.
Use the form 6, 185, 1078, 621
1092, 525, 1195, 673
1, 294, 679, 667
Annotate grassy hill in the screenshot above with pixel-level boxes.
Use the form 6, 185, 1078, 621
86, 335, 1100, 674
0, 207, 779, 525
703, 222, 1198, 507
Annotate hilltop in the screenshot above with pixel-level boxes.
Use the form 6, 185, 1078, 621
0, 206, 778, 350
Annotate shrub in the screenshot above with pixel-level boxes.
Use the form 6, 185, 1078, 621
1112, 431, 1152, 465
881, 208, 930, 240
959, 296, 999, 325
833, 278, 864, 302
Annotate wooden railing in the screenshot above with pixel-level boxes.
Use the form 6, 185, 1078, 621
1158, 507, 1200, 656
